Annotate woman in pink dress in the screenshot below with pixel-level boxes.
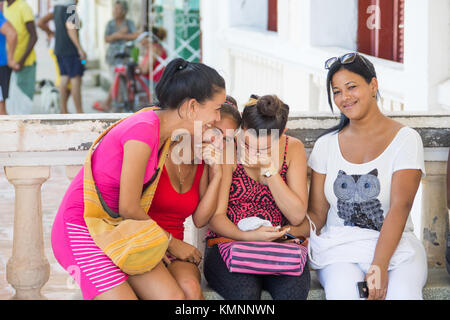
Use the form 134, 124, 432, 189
51, 58, 226, 300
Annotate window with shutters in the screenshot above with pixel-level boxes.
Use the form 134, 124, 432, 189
267, 0, 277, 32
357, 0, 405, 63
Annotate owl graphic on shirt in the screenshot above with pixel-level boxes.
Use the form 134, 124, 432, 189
333, 169, 384, 231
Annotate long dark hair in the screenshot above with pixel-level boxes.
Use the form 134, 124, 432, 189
155, 58, 225, 110
321, 54, 378, 137
241, 94, 289, 136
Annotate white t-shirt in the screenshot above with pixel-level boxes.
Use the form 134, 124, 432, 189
308, 126, 425, 234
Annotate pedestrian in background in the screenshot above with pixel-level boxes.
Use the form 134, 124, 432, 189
0, 9, 19, 115
93, 0, 138, 112
53, 0, 86, 114
2, 0, 37, 103
37, 7, 72, 101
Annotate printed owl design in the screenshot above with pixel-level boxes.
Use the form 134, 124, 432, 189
333, 169, 384, 231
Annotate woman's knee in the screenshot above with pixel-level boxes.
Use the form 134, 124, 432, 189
178, 277, 203, 300
323, 284, 361, 300
318, 263, 365, 300
94, 281, 138, 300
385, 286, 423, 300
169, 287, 187, 300
385, 270, 426, 300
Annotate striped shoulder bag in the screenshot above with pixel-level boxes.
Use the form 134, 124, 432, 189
217, 241, 308, 276
83, 107, 171, 275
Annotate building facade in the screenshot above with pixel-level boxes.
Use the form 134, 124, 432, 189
200, 0, 450, 114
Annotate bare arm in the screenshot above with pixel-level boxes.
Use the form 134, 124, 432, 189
105, 22, 139, 44
191, 164, 222, 228
371, 169, 422, 269
37, 12, 54, 38
105, 32, 139, 43
0, 21, 18, 70
66, 20, 86, 60
118, 140, 154, 221
17, 21, 37, 69
286, 170, 330, 238
208, 164, 288, 241
365, 169, 422, 300
265, 138, 308, 226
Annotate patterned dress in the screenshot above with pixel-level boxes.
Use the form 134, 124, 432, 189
206, 136, 289, 239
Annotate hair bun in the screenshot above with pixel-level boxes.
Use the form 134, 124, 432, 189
256, 95, 283, 117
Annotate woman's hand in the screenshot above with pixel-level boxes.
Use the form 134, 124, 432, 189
244, 226, 290, 242
365, 264, 389, 300
167, 237, 203, 266
201, 142, 223, 179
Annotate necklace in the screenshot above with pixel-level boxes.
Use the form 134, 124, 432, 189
168, 141, 193, 192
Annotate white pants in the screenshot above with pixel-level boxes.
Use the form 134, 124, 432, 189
317, 236, 428, 300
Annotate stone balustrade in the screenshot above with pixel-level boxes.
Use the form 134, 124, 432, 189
0, 112, 448, 299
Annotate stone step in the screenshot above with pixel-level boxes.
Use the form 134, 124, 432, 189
66, 267, 450, 300
202, 268, 449, 300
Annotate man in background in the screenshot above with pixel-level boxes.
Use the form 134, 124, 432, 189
3, 0, 37, 104
0, 9, 19, 115
53, 0, 86, 114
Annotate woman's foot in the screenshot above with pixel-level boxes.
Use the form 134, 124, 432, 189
93, 101, 111, 112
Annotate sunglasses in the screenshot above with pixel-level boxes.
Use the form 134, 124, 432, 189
325, 52, 362, 70
325, 52, 374, 73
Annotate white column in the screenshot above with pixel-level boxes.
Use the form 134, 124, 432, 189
5, 166, 50, 300
297, 0, 312, 48
421, 161, 448, 268
403, 0, 450, 111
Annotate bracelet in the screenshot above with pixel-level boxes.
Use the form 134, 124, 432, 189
167, 233, 173, 243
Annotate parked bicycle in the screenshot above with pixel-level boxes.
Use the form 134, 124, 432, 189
111, 32, 151, 113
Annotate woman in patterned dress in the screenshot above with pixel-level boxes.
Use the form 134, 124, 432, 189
203, 94, 311, 300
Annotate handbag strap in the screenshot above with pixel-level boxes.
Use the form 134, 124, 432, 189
207, 237, 235, 247
84, 106, 171, 218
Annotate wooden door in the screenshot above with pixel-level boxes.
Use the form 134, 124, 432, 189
357, 0, 404, 63
268, 0, 277, 32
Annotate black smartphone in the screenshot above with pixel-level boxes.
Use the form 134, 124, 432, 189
285, 232, 297, 239
357, 281, 369, 298
285, 232, 304, 244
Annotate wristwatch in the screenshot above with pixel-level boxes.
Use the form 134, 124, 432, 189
262, 166, 278, 178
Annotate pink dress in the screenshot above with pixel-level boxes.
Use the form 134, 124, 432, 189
51, 110, 160, 300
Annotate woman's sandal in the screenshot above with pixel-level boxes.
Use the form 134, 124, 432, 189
93, 101, 110, 112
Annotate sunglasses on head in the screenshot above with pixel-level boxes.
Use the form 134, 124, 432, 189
325, 52, 362, 70
324, 52, 374, 72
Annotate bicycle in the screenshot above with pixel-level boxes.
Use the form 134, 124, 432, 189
111, 32, 151, 113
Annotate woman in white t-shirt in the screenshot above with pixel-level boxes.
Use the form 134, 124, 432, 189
290, 53, 427, 300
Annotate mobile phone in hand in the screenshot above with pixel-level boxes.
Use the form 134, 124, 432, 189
357, 281, 369, 298
284, 232, 305, 244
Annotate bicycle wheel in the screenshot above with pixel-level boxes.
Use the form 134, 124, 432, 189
112, 75, 128, 112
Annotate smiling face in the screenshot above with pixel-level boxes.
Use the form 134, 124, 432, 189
331, 68, 378, 121
197, 89, 226, 131
181, 89, 225, 136
211, 115, 239, 148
